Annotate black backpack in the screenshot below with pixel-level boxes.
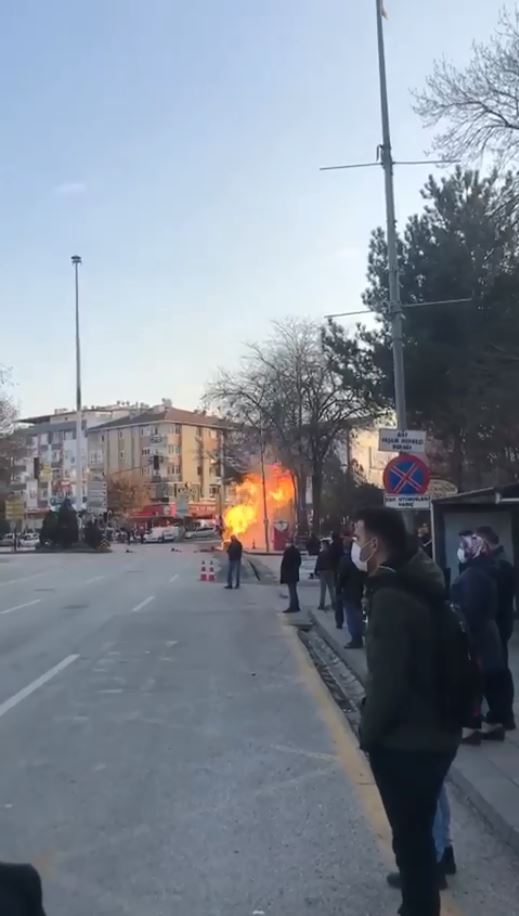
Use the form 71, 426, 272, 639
369, 572, 480, 730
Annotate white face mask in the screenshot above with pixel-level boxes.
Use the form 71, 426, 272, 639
351, 540, 367, 572
457, 547, 467, 564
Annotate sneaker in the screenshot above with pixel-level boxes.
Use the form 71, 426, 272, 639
461, 729, 481, 746
345, 639, 363, 649
441, 845, 457, 876
481, 724, 506, 741
224, 585, 233, 590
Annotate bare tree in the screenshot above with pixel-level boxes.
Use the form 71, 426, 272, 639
107, 472, 151, 518
0, 369, 19, 499
414, 8, 519, 165
205, 319, 380, 533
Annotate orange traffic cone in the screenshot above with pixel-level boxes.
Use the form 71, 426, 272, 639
208, 561, 215, 583
200, 561, 207, 582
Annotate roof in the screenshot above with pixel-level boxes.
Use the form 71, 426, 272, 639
89, 406, 225, 433
435, 483, 519, 506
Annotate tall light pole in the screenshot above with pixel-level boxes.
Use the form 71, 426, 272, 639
71, 256, 83, 514
375, 0, 407, 430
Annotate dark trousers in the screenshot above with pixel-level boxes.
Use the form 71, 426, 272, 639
334, 592, 344, 629
370, 747, 454, 916
227, 559, 241, 588
288, 581, 300, 612
486, 633, 515, 724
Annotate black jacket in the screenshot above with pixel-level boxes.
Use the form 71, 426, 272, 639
328, 537, 344, 576
315, 546, 333, 574
451, 556, 503, 673
361, 549, 459, 753
336, 552, 365, 606
280, 545, 301, 584
227, 539, 243, 561
0, 863, 46, 915
489, 546, 516, 643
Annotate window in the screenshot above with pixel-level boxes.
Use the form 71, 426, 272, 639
101, 434, 105, 442
140, 427, 145, 436
197, 465, 202, 476
168, 444, 174, 454
210, 484, 220, 497
175, 424, 181, 434
142, 447, 150, 456
118, 430, 124, 439
119, 450, 125, 459
154, 426, 159, 435
197, 427, 202, 437
175, 445, 181, 454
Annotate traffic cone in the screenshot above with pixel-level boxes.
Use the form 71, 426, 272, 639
200, 561, 207, 582
208, 561, 215, 583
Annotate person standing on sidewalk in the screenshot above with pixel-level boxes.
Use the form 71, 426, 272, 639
225, 535, 243, 590
315, 540, 336, 610
476, 526, 516, 731
338, 541, 366, 647
356, 507, 459, 916
452, 533, 506, 743
280, 540, 302, 613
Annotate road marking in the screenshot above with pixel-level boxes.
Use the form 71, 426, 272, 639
82, 575, 106, 585
285, 627, 465, 916
0, 654, 79, 721
0, 598, 41, 616
169, 574, 179, 583
0, 570, 56, 588
131, 595, 155, 613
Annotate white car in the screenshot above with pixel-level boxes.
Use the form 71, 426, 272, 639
20, 533, 39, 548
144, 526, 180, 544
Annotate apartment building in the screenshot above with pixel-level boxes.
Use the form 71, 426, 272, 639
12, 404, 144, 522
87, 404, 225, 513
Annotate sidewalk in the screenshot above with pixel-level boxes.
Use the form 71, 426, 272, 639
311, 606, 519, 855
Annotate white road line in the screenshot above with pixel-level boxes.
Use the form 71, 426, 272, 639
169, 574, 179, 583
0, 570, 56, 588
0, 655, 79, 721
131, 596, 155, 613
83, 575, 106, 585
0, 598, 41, 617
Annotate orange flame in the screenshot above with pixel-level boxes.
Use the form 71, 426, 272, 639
224, 465, 294, 544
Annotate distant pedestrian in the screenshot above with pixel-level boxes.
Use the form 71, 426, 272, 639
306, 533, 320, 556
315, 540, 335, 610
453, 533, 507, 743
280, 540, 302, 613
355, 507, 459, 916
418, 521, 433, 557
476, 526, 516, 731
339, 540, 366, 647
140, 530, 145, 545
225, 535, 243, 589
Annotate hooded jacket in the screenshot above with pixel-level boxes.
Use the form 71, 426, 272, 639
360, 549, 460, 753
451, 555, 503, 673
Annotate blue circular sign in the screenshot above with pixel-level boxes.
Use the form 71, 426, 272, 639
383, 454, 430, 496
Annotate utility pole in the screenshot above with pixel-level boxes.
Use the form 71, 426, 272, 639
71, 256, 83, 515
375, 0, 407, 430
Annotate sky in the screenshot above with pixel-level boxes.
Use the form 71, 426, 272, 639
1, 0, 515, 417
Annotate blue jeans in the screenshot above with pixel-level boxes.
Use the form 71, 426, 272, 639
227, 559, 241, 587
288, 581, 300, 612
432, 784, 451, 862
345, 603, 364, 642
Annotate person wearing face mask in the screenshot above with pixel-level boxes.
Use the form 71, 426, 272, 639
356, 507, 460, 916
452, 533, 506, 743
337, 539, 366, 648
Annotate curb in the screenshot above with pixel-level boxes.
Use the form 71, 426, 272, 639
309, 610, 519, 856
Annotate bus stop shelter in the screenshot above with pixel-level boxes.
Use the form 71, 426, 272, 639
432, 483, 519, 585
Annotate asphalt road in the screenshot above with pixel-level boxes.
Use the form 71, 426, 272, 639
0, 545, 518, 915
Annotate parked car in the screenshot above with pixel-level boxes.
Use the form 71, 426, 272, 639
0, 533, 14, 547
143, 526, 180, 544
20, 532, 39, 548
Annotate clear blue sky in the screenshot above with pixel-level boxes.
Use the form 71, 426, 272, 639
1, 0, 513, 416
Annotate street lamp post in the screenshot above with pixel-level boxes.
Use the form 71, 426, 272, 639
71, 256, 83, 514
375, 0, 407, 431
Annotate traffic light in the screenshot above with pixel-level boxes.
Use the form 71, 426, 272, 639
153, 454, 160, 471
33, 457, 40, 480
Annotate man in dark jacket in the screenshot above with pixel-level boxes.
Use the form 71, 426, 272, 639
280, 541, 302, 613
453, 532, 506, 741
476, 526, 516, 730
315, 540, 335, 610
327, 532, 345, 627
225, 535, 243, 589
356, 507, 459, 916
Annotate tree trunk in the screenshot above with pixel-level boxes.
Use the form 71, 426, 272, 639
311, 467, 323, 535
